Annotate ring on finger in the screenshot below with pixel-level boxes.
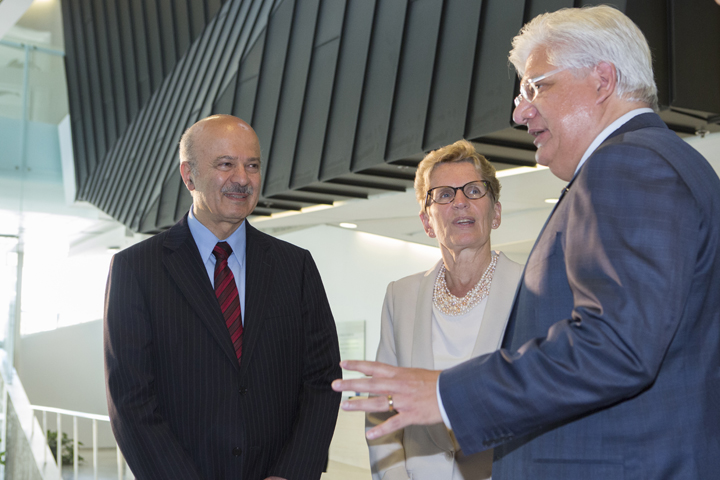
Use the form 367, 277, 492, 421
387, 394, 394, 413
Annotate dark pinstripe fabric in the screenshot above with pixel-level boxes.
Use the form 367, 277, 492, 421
104, 216, 341, 479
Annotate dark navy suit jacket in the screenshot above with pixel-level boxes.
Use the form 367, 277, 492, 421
104, 217, 341, 479
439, 113, 720, 479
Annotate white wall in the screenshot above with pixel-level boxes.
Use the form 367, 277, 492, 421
16, 319, 115, 447
276, 224, 440, 362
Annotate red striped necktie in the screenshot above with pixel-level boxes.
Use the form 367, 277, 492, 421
212, 242, 243, 364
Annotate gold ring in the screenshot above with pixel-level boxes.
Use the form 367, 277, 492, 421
387, 395, 394, 413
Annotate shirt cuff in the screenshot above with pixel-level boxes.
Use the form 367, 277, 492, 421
437, 374, 453, 430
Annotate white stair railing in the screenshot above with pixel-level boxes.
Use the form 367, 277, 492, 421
0, 352, 60, 480
29, 405, 131, 480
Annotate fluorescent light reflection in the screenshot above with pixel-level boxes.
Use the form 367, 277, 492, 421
496, 165, 548, 178
253, 203, 338, 222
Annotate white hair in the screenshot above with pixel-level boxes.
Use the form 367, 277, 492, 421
509, 5, 658, 109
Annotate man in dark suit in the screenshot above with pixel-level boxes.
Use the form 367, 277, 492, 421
333, 6, 720, 479
104, 114, 341, 480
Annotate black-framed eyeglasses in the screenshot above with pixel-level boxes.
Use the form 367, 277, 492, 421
425, 181, 490, 208
513, 67, 567, 107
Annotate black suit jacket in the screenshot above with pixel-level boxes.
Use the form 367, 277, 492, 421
104, 216, 341, 480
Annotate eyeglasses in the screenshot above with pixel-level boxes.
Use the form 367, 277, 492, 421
513, 67, 567, 107
425, 181, 490, 208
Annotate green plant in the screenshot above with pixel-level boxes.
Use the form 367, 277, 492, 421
0, 437, 5, 465
46, 430, 84, 466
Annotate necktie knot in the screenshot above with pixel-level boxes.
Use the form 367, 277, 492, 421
213, 242, 233, 261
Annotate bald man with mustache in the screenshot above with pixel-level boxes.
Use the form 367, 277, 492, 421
104, 115, 341, 480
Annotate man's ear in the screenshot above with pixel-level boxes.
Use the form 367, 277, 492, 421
180, 162, 195, 191
595, 61, 617, 105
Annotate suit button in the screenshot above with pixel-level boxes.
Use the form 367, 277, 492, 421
232, 447, 242, 456
239, 386, 248, 395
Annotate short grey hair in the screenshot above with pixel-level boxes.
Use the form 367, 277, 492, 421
509, 5, 657, 109
179, 124, 198, 176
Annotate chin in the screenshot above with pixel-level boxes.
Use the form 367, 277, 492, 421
535, 151, 550, 167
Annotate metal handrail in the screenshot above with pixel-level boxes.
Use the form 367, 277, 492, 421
29, 405, 128, 480
0, 39, 65, 57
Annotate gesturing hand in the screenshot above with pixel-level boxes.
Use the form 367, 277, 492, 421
332, 360, 442, 440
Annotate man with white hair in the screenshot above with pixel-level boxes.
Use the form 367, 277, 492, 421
334, 6, 720, 479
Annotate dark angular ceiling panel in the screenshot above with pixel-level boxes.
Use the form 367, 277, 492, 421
63, 0, 720, 234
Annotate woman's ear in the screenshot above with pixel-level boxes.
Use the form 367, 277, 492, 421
492, 202, 502, 229
420, 211, 435, 238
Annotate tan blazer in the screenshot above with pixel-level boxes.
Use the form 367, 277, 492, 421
367, 252, 523, 480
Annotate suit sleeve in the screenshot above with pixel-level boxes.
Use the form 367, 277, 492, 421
104, 254, 204, 479
366, 281, 411, 480
268, 250, 342, 480
440, 142, 701, 454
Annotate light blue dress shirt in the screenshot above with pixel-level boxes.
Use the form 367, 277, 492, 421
187, 206, 247, 325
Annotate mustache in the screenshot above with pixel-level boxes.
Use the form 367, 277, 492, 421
222, 184, 254, 195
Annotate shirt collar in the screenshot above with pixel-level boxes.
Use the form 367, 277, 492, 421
187, 206, 246, 266
574, 107, 654, 177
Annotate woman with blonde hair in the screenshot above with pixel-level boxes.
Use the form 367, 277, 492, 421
366, 139, 523, 480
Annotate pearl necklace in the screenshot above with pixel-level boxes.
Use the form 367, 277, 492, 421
433, 252, 498, 316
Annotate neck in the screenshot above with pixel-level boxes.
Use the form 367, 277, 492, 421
193, 208, 244, 240
597, 98, 650, 138
442, 247, 494, 297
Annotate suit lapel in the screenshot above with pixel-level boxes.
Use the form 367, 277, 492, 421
502, 112, 666, 349
162, 215, 241, 372
238, 222, 273, 377
472, 253, 521, 356
410, 262, 440, 370
528, 113, 661, 246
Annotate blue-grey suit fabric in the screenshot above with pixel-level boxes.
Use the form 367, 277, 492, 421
104, 217, 341, 479
439, 113, 720, 479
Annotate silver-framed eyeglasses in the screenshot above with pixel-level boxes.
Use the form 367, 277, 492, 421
425, 181, 490, 208
513, 67, 568, 107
